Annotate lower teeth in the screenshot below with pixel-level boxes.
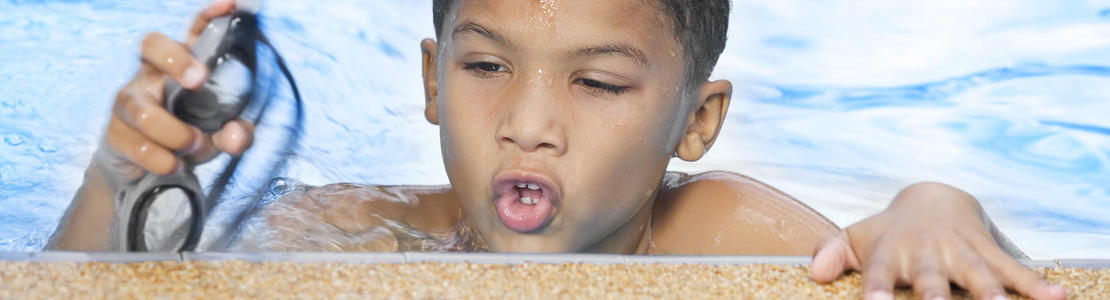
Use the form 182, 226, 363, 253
521, 197, 533, 204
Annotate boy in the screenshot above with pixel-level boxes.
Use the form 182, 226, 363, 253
50, 0, 1066, 299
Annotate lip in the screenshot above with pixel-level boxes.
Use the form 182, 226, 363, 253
491, 169, 563, 233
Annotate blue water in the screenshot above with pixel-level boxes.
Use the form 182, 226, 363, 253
1, 0, 1108, 259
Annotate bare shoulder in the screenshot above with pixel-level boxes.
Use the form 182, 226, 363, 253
232, 183, 461, 251
650, 171, 839, 255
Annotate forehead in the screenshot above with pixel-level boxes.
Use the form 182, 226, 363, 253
451, 0, 677, 55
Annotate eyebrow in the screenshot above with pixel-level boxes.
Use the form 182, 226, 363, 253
452, 21, 649, 68
572, 44, 649, 68
453, 21, 515, 49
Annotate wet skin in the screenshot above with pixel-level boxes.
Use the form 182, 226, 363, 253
51, 0, 1068, 299
245, 171, 838, 255
428, 0, 709, 253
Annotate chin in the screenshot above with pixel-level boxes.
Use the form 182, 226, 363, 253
485, 232, 576, 253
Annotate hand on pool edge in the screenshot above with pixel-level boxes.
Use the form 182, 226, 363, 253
807, 182, 1068, 300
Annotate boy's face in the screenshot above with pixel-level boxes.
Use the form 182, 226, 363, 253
425, 0, 693, 252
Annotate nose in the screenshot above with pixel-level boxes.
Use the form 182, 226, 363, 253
494, 80, 568, 155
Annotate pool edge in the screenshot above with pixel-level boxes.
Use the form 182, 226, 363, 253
2, 252, 1105, 268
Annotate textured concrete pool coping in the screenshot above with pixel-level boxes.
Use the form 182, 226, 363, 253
2, 252, 1108, 299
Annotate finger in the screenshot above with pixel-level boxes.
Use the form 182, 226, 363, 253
212, 119, 254, 156
910, 253, 951, 300
141, 32, 208, 89
113, 87, 198, 152
187, 0, 237, 45
861, 245, 898, 300
962, 232, 1067, 300
951, 248, 1008, 300
184, 126, 220, 164
990, 258, 1067, 300
912, 270, 951, 300
131, 62, 167, 98
810, 230, 861, 283
106, 116, 181, 176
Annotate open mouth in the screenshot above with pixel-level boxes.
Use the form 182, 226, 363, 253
492, 172, 561, 233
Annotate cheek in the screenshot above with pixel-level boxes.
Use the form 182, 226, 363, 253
566, 98, 674, 202
661, 97, 690, 151
573, 95, 678, 162
442, 70, 500, 120
440, 72, 501, 150
438, 81, 500, 190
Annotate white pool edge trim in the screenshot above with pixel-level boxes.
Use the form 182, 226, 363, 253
2, 251, 1105, 268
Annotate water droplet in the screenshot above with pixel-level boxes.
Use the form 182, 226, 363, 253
37, 141, 57, 153
4, 134, 26, 146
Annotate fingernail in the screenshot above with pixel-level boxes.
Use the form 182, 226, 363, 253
183, 63, 206, 88
1044, 283, 1067, 297
211, 0, 232, 9
866, 290, 893, 300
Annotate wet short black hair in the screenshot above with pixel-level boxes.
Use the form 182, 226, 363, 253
432, 0, 731, 94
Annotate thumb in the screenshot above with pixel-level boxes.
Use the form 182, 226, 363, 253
809, 230, 860, 283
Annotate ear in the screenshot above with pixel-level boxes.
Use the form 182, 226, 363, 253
421, 38, 440, 125
675, 80, 732, 161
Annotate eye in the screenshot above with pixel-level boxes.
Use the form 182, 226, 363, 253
464, 62, 508, 77
578, 78, 629, 95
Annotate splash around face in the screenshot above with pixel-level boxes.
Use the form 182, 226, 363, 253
423, 0, 700, 253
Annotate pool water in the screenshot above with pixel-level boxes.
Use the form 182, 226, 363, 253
1, 0, 1107, 258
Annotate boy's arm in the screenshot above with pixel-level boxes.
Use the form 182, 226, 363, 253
809, 182, 1066, 300
46, 161, 117, 250
47, 1, 250, 251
